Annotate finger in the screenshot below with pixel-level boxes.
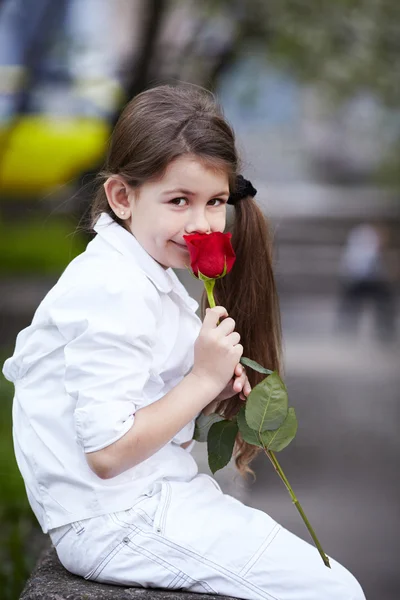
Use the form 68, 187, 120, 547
243, 379, 252, 396
235, 343, 244, 359
233, 375, 244, 393
225, 331, 241, 345
234, 371, 246, 385
235, 363, 243, 376
203, 306, 228, 330
217, 318, 237, 337
234, 382, 242, 393
235, 373, 251, 395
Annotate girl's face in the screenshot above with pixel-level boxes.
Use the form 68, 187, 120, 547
126, 155, 229, 269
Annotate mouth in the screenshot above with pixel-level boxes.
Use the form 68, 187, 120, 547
172, 241, 188, 251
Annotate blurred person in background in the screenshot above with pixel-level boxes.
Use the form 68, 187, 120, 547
336, 222, 397, 343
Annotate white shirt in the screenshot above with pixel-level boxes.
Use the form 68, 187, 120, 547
2, 213, 203, 533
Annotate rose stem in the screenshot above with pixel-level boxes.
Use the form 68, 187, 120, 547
264, 448, 331, 568
203, 279, 216, 308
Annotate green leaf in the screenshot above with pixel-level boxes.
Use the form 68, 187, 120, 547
193, 412, 225, 443
207, 420, 238, 474
245, 371, 288, 432
237, 406, 263, 447
240, 357, 274, 375
260, 407, 298, 452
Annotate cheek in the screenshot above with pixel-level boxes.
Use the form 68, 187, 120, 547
161, 214, 182, 235
214, 211, 227, 232
153, 217, 178, 245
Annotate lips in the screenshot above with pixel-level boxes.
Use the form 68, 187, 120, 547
172, 241, 188, 250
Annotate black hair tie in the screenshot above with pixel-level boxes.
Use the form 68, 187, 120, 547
227, 175, 257, 205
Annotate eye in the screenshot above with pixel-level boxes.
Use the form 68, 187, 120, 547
208, 198, 225, 207
170, 197, 188, 207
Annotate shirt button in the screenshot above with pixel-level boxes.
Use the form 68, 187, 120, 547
123, 537, 130, 544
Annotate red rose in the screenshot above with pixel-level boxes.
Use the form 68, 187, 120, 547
183, 232, 236, 279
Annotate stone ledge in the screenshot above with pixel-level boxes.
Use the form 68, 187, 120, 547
20, 544, 235, 600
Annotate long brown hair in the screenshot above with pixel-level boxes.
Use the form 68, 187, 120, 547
90, 84, 283, 479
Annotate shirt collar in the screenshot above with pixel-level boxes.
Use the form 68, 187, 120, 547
93, 213, 199, 311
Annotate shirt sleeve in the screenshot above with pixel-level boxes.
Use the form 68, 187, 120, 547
183, 440, 195, 453
50, 271, 160, 453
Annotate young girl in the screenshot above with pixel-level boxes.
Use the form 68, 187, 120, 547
3, 84, 365, 600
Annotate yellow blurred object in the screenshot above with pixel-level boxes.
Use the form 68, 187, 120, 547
0, 116, 111, 196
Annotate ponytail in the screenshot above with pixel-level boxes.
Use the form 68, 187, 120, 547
201, 197, 283, 479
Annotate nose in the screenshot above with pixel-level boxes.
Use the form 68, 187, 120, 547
185, 208, 211, 234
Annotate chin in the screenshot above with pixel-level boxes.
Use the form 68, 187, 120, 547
168, 259, 187, 269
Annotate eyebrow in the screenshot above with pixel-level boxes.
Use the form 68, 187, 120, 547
162, 188, 230, 198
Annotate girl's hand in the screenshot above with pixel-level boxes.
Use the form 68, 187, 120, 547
202, 363, 251, 416
192, 306, 244, 398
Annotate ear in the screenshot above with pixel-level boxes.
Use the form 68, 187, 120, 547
104, 176, 132, 220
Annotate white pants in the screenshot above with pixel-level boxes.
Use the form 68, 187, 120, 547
49, 473, 366, 600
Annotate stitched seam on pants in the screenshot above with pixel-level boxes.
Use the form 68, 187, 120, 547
134, 507, 153, 527
51, 527, 71, 547
135, 528, 279, 600
86, 540, 125, 580
85, 525, 139, 580
172, 571, 218, 595
110, 513, 135, 530
127, 525, 218, 594
167, 572, 184, 589
239, 524, 281, 577
132, 524, 218, 595
125, 535, 183, 579
182, 572, 218, 594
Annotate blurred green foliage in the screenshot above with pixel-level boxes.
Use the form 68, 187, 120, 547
0, 216, 86, 275
213, 0, 400, 108
0, 351, 42, 600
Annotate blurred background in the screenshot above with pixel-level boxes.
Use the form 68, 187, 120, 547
0, 0, 399, 598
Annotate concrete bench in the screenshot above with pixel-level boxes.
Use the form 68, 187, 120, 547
20, 544, 235, 600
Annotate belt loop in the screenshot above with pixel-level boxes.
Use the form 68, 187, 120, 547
71, 520, 85, 535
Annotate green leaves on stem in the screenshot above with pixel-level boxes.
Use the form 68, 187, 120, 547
193, 412, 224, 443
201, 370, 297, 474
245, 371, 289, 432
239, 356, 274, 375
207, 420, 239, 476
238, 406, 298, 452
